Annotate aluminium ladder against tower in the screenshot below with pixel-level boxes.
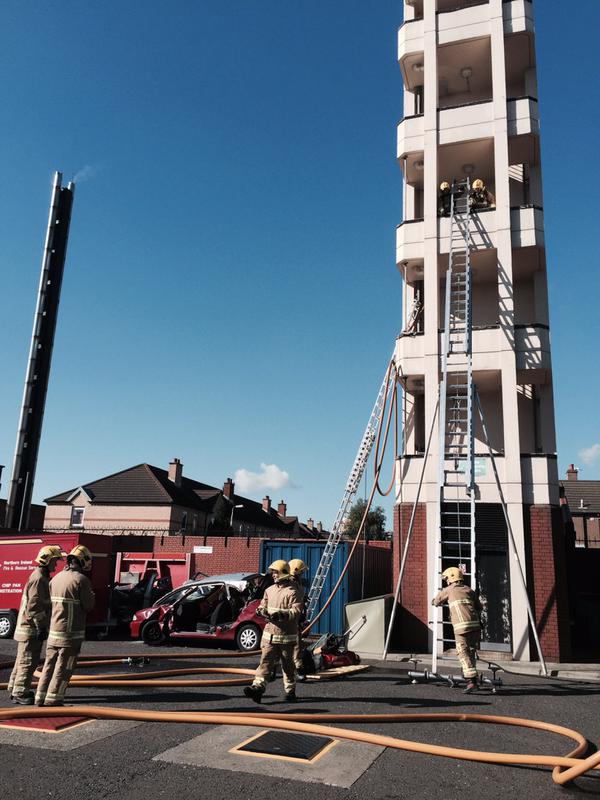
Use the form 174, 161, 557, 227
432, 179, 476, 674
305, 355, 397, 622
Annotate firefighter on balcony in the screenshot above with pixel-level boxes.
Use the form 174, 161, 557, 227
469, 178, 495, 210
431, 566, 482, 693
438, 181, 452, 216
288, 558, 309, 680
7, 545, 64, 705
243, 559, 302, 704
35, 545, 95, 707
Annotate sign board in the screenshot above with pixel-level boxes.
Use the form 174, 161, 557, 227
193, 546, 213, 554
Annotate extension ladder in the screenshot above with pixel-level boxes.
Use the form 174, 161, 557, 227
305, 356, 396, 621
432, 179, 476, 672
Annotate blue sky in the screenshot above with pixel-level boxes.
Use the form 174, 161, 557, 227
1, 2, 598, 529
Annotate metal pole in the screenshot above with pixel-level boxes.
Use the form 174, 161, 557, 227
474, 392, 548, 676
382, 398, 439, 659
5, 172, 75, 530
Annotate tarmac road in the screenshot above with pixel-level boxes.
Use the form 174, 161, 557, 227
1, 638, 599, 800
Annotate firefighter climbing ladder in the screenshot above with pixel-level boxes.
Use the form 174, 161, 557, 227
305, 357, 396, 622
432, 179, 476, 673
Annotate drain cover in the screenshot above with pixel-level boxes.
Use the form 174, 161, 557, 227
235, 730, 334, 762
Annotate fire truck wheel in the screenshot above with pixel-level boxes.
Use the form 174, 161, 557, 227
141, 620, 167, 646
0, 612, 16, 639
235, 623, 260, 652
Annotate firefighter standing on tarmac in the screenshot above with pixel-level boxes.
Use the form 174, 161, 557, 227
7, 545, 64, 705
244, 559, 302, 704
431, 567, 482, 694
35, 545, 95, 707
288, 558, 308, 681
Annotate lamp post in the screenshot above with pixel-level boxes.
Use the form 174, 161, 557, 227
230, 504, 243, 531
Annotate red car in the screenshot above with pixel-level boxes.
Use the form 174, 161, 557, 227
130, 572, 272, 651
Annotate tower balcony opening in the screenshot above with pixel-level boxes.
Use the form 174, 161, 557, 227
403, 0, 423, 21
505, 32, 536, 100
437, 0, 488, 12
399, 50, 425, 114
438, 138, 496, 212
399, 375, 426, 456
438, 37, 492, 110
399, 151, 425, 222
438, 249, 499, 331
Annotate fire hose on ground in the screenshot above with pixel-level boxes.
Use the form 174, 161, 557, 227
1, 652, 600, 787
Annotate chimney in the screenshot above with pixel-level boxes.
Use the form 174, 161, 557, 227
317, 521, 323, 533
566, 464, 579, 481
262, 495, 271, 513
307, 517, 314, 530
223, 478, 235, 500
168, 458, 183, 487
277, 500, 287, 517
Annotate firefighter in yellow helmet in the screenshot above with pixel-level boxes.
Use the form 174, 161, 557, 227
7, 545, 64, 704
35, 544, 95, 706
439, 180, 452, 217
243, 559, 302, 703
470, 177, 495, 210
432, 566, 482, 693
288, 558, 308, 680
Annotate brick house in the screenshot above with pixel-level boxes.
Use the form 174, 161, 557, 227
43, 459, 324, 538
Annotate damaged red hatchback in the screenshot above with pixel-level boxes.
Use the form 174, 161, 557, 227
130, 572, 272, 651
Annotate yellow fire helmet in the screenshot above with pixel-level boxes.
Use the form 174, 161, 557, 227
441, 566, 464, 585
35, 545, 65, 567
472, 178, 484, 190
268, 559, 290, 580
288, 558, 307, 578
69, 544, 93, 572
439, 181, 450, 192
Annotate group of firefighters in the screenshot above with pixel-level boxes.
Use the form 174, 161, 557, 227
7, 544, 95, 706
5, 547, 483, 706
438, 178, 495, 216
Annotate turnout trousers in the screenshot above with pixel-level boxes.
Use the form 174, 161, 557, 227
7, 639, 43, 697
454, 630, 480, 679
252, 639, 296, 693
35, 642, 81, 706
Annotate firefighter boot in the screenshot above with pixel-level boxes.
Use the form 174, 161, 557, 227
244, 685, 264, 704
12, 693, 35, 705
284, 690, 298, 703
462, 679, 477, 694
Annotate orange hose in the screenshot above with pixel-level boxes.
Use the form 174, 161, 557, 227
0, 705, 596, 787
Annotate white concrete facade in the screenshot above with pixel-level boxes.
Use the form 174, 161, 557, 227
395, 0, 557, 660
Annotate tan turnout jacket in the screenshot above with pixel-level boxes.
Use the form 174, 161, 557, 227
432, 582, 481, 635
48, 565, 95, 646
14, 567, 51, 642
259, 578, 302, 644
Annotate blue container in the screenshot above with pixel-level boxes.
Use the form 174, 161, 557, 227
261, 541, 349, 635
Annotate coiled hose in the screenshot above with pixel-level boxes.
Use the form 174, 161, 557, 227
1, 651, 599, 787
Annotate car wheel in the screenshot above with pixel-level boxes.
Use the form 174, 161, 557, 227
0, 612, 16, 639
141, 620, 167, 646
236, 623, 261, 652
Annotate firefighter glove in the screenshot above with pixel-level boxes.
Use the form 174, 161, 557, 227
36, 627, 48, 642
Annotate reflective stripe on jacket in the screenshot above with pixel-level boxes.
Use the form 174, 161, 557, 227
47, 566, 95, 646
259, 579, 302, 645
14, 567, 51, 642
432, 582, 481, 635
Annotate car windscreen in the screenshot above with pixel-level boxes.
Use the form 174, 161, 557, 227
153, 583, 217, 607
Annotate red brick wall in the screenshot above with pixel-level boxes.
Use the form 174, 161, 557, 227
527, 505, 571, 661
153, 535, 262, 577
393, 503, 429, 650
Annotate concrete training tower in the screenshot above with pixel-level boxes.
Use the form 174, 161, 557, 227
393, 0, 569, 661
